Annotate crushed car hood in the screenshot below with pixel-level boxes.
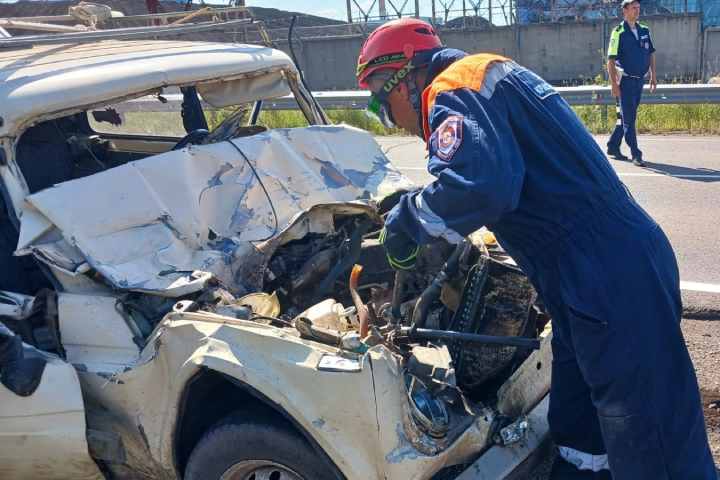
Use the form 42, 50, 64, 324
16, 125, 413, 296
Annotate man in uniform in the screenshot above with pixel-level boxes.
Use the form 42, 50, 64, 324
356, 18, 716, 479
606, 0, 657, 166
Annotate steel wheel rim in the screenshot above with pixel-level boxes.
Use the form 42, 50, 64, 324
220, 460, 304, 480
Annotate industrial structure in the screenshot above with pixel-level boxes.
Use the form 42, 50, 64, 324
343, 0, 720, 27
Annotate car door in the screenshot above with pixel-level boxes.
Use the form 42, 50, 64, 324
0, 302, 103, 480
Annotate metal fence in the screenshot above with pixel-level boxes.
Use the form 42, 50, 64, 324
344, 0, 720, 28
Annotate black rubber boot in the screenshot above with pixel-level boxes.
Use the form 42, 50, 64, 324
0, 327, 46, 397
550, 457, 613, 480
606, 148, 629, 161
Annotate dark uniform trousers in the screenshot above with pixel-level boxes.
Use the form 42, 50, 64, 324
608, 76, 644, 160
525, 189, 717, 479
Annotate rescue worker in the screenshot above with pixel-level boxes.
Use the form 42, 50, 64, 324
606, 0, 657, 166
357, 18, 716, 479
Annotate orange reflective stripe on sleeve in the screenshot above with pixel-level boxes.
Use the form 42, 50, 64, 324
421, 53, 510, 141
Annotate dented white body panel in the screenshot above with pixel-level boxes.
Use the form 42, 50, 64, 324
76, 312, 500, 480
18, 125, 413, 295
0, 353, 103, 480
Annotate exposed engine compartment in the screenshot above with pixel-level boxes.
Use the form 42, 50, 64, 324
181, 210, 544, 404
8, 204, 543, 406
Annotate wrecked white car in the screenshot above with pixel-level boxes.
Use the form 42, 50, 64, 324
0, 37, 552, 480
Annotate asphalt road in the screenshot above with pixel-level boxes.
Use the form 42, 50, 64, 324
375, 134, 720, 318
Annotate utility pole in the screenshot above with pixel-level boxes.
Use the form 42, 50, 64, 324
432, 0, 437, 23
379, 0, 388, 19
347, 0, 353, 22
415, 0, 421, 18
488, 0, 493, 25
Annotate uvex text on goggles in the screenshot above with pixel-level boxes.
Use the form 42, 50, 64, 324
365, 59, 416, 128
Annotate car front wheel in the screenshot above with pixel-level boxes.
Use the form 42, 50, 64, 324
184, 413, 337, 480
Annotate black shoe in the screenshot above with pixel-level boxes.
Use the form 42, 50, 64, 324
606, 148, 629, 161
1, 357, 47, 396
632, 157, 646, 167
0, 329, 46, 397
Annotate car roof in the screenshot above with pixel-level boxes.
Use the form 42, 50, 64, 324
0, 40, 297, 137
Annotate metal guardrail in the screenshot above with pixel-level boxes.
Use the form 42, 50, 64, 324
121, 84, 720, 114
556, 83, 720, 105
303, 84, 720, 107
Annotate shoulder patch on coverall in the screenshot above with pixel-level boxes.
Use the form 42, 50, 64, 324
434, 114, 463, 160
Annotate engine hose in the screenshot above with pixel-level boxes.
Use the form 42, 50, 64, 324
409, 240, 470, 337
349, 265, 370, 338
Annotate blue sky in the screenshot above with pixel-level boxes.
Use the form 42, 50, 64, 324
251, 0, 347, 20
0, 0, 353, 20
0, 0, 432, 22
244, 1, 435, 21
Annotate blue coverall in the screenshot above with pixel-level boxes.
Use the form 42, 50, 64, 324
607, 21, 655, 160
386, 48, 716, 478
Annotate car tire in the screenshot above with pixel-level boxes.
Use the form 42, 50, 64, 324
184, 412, 338, 480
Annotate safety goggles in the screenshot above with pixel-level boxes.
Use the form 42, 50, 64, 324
366, 89, 396, 128
365, 60, 417, 128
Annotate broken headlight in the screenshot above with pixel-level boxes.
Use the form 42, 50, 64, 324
406, 374, 449, 438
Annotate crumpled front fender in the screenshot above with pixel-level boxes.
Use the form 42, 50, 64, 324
160, 313, 495, 480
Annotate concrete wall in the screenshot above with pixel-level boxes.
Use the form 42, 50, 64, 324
444, 22, 605, 83
278, 14, 705, 90
643, 15, 703, 81
281, 35, 365, 91
706, 28, 720, 79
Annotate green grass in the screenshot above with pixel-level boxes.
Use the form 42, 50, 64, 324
203, 107, 405, 135
574, 104, 720, 135
109, 103, 720, 139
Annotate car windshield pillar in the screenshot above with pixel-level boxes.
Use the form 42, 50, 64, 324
286, 73, 328, 126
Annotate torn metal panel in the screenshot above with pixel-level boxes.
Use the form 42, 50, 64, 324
19, 126, 412, 296
16, 195, 90, 276
0, 290, 35, 319
15, 202, 54, 250
46, 262, 115, 295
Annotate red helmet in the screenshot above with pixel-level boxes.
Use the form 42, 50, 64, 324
356, 18, 442, 88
